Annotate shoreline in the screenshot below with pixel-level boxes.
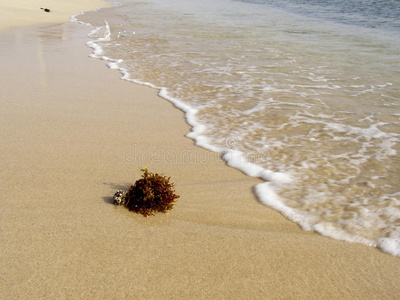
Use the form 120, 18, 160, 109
1, 3, 400, 299
78, 3, 400, 258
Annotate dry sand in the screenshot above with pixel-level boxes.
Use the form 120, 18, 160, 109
0, 0, 111, 31
1, 1, 400, 299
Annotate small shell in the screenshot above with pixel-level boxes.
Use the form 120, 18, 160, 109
113, 190, 127, 205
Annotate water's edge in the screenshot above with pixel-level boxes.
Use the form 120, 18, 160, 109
70, 4, 400, 258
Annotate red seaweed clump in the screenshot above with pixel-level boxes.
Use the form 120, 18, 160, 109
115, 168, 179, 217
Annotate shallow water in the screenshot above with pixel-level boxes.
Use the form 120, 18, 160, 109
75, 0, 400, 256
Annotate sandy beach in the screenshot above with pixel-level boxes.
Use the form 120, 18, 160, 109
1, 1, 400, 299
0, 0, 111, 31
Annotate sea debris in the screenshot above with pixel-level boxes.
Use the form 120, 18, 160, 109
40, 8, 51, 13
113, 190, 127, 206
113, 167, 179, 217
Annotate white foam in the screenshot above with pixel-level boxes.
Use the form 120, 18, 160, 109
260, 170, 293, 185
223, 150, 265, 177
255, 182, 315, 231
326, 122, 390, 140
313, 222, 376, 246
256, 182, 400, 257
378, 238, 400, 257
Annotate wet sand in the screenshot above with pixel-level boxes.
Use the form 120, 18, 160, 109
0, 0, 110, 31
1, 1, 400, 299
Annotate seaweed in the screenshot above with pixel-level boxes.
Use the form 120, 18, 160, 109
113, 168, 179, 217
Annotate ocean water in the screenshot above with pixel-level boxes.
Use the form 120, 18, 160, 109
74, 0, 400, 256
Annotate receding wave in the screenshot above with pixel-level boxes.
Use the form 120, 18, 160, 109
74, 0, 400, 257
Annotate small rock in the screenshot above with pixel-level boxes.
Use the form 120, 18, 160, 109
113, 190, 127, 205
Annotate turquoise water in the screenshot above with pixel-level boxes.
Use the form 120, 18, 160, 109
75, 0, 400, 256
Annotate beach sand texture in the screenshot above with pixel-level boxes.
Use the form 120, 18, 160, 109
0, 0, 111, 31
1, 1, 400, 299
